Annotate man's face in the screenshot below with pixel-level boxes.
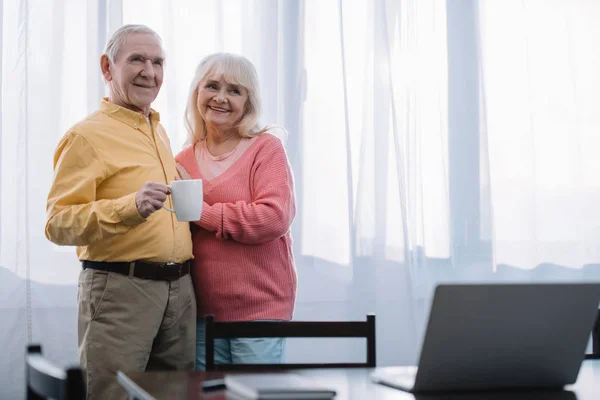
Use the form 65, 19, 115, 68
101, 33, 164, 115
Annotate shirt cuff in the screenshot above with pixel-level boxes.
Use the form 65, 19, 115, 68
113, 193, 146, 226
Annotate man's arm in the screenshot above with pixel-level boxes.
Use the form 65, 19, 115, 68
45, 132, 146, 246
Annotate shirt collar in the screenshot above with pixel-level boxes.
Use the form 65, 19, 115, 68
100, 98, 161, 130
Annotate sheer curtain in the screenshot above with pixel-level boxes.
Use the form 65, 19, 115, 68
1, 1, 108, 398
301, 0, 449, 267
296, 0, 450, 363
478, 0, 600, 273
3, 0, 600, 398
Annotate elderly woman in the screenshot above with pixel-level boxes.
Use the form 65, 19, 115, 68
175, 53, 297, 370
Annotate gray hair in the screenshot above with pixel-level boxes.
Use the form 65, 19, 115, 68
103, 24, 164, 62
184, 53, 267, 145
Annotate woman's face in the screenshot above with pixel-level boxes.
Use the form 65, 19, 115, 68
197, 75, 249, 132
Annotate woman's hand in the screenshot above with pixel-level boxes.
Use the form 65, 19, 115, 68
176, 163, 192, 180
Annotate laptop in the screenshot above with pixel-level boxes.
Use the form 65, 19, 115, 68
371, 283, 600, 393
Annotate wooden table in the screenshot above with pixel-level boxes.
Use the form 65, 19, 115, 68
118, 360, 600, 400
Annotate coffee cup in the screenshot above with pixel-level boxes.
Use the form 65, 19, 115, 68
163, 179, 203, 222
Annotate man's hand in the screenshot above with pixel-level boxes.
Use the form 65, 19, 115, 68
135, 182, 171, 218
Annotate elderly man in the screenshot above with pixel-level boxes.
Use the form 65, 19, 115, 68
45, 25, 195, 399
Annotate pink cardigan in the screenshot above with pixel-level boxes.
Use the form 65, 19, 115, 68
175, 133, 297, 321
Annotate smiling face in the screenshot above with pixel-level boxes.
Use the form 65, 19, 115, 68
196, 76, 249, 133
100, 32, 164, 115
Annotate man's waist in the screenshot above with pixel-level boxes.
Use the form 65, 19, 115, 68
82, 260, 191, 281
76, 232, 193, 264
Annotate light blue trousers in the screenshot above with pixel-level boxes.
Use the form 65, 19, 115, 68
195, 317, 286, 371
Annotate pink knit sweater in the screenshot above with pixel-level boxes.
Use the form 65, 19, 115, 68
175, 133, 297, 321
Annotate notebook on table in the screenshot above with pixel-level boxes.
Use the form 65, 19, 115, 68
224, 372, 336, 399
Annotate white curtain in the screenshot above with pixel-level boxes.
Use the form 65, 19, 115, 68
1, 1, 108, 398
479, 0, 600, 271
2, 1, 600, 398
301, 0, 449, 266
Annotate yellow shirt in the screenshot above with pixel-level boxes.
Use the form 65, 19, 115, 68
45, 99, 193, 263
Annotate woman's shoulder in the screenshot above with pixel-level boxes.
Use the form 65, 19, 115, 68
252, 130, 287, 152
175, 143, 196, 164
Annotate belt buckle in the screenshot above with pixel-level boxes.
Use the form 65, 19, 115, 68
164, 262, 181, 280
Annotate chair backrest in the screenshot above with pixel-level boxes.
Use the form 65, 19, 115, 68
585, 309, 600, 360
205, 314, 376, 371
26, 344, 85, 400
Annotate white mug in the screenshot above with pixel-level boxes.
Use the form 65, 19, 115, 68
163, 179, 203, 222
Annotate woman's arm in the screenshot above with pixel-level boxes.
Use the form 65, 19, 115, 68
195, 138, 296, 244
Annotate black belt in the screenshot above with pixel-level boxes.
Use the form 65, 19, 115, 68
82, 260, 191, 281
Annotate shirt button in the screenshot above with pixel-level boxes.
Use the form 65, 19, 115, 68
133, 122, 137, 127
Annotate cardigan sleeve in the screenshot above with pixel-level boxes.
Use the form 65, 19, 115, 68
196, 137, 296, 244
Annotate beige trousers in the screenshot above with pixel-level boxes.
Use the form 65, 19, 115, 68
78, 268, 196, 399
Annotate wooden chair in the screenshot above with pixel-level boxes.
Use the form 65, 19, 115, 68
26, 344, 85, 400
205, 314, 376, 371
585, 309, 600, 360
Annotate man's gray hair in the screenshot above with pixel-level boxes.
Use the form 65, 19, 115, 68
104, 24, 164, 62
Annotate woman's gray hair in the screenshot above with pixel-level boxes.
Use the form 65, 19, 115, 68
184, 53, 268, 145
104, 24, 164, 62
